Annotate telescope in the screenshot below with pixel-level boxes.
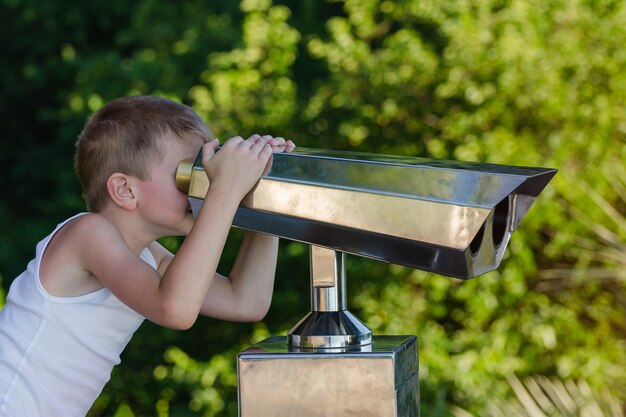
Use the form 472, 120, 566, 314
176, 148, 556, 417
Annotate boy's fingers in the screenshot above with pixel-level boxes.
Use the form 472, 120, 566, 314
242, 138, 258, 150
225, 136, 244, 147
201, 139, 220, 160
269, 137, 285, 147
225, 134, 292, 156
260, 142, 273, 160
207, 138, 220, 150
267, 137, 296, 154
242, 134, 269, 150
249, 136, 270, 154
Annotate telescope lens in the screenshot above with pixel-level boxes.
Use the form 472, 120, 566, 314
492, 196, 510, 248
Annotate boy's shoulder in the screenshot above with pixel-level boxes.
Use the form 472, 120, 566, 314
57, 212, 120, 246
40, 213, 124, 296
56, 214, 171, 272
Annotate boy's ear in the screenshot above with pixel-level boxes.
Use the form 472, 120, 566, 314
107, 173, 138, 211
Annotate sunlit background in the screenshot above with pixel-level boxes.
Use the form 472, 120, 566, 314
0, 0, 624, 416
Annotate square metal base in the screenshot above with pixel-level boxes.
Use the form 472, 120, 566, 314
237, 335, 419, 417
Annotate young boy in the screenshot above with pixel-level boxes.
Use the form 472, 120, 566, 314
0, 95, 295, 416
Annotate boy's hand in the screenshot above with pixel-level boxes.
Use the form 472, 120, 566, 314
200, 135, 295, 205
201, 136, 273, 202
242, 134, 296, 207
247, 134, 296, 175
248, 134, 295, 156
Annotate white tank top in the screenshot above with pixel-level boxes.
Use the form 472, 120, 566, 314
0, 213, 156, 417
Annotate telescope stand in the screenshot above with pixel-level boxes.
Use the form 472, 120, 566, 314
237, 246, 419, 417
177, 145, 556, 417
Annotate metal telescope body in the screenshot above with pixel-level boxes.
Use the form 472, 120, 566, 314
177, 148, 555, 278
176, 148, 556, 417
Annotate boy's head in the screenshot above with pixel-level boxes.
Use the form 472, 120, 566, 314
75, 96, 212, 212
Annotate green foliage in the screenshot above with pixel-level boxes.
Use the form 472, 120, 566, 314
451, 374, 625, 417
1, 0, 625, 416
190, 0, 300, 136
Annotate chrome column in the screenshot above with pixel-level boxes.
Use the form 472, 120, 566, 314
311, 246, 346, 312
288, 246, 372, 349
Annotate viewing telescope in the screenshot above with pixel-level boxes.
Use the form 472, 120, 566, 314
176, 147, 556, 417
176, 147, 556, 279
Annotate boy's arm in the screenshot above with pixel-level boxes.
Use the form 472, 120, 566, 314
152, 231, 279, 323
154, 136, 293, 322
199, 231, 279, 321
82, 137, 273, 330
198, 136, 294, 321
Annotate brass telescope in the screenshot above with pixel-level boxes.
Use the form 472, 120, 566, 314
175, 147, 556, 417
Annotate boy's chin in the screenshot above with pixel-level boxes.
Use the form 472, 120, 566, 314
165, 215, 195, 237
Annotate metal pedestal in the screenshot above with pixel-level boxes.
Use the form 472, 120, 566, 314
237, 247, 419, 416
237, 336, 419, 417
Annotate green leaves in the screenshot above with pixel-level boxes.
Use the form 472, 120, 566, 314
190, 2, 299, 136
2, 0, 625, 415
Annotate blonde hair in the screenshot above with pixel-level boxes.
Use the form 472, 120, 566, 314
75, 96, 211, 212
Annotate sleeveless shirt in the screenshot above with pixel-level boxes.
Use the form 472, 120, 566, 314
0, 213, 156, 416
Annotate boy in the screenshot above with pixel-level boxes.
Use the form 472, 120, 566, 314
0, 95, 295, 416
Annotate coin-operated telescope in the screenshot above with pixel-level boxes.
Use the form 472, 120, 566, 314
176, 148, 556, 417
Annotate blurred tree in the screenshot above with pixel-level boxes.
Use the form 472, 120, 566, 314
1, 0, 624, 416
